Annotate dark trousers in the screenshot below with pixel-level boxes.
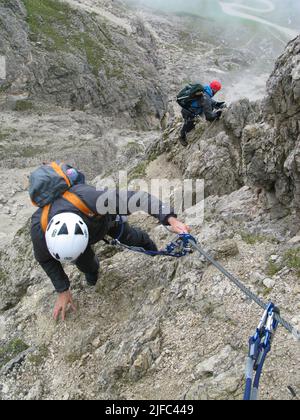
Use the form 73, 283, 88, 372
76, 223, 157, 281
180, 109, 196, 139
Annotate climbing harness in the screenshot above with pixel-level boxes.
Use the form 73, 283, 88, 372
244, 303, 279, 401
109, 222, 300, 399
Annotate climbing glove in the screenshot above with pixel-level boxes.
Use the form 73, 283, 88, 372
215, 101, 227, 109
215, 110, 223, 120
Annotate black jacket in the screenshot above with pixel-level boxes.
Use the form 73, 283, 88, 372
31, 184, 175, 292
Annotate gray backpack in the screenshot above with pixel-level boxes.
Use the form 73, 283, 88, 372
29, 161, 84, 207
29, 161, 93, 233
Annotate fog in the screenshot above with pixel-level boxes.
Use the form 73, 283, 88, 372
125, 0, 299, 43
124, 0, 299, 101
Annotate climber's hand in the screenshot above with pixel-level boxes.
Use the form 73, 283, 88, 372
218, 102, 227, 109
168, 217, 190, 234
53, 290, 77, 321
216, 110, 223, 120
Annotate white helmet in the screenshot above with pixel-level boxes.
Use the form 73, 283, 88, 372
45, 213, 89, 262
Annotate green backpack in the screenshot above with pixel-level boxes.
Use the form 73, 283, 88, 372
176, 83, 204, 109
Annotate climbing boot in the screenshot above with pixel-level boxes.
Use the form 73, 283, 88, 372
179, 134, 188, 147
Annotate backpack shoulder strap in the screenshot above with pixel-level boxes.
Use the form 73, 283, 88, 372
50, 161, 71, 187
40, 192, 96, 233
62, 191, 96, 218
51, 162, 95, 217
41, 204, 51, 233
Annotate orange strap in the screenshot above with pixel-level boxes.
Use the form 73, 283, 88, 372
40, 194, 96, 233
51, 162, 95, 217
40, 163, 96, 232
41, 204, 51, 233
63, 191, 96, 218
50, 161, 71, 188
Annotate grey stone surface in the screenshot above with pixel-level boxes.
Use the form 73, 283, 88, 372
0, 1, 300, 402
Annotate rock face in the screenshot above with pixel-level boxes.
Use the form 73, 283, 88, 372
0, 0, 167, 128
0, 0, 266, 129
147, 36, 300, 213
0, 1, 300, 402
147, 97, 259, 198
242, 36, 300, 209
1, 188, 300, 401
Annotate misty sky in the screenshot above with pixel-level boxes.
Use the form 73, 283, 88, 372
123, 0, 299, 102
125, 0, 300, 41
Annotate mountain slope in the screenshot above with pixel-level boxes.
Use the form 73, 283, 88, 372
0, 0, 167, 128
0, 2, 299, 401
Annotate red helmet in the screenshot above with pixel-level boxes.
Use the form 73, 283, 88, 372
210, 80, 222, 93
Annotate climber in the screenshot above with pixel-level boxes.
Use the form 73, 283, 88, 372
31, 183, 190, 321
179, 80, 226, 147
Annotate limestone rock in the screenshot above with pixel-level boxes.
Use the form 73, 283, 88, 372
263, 278, 276, 289
0, 0, 300, 403
0, 0, 167, 128
210, 240, 239, 260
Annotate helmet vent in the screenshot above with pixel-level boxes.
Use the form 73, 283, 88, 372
75, 223, 84, 235
58, 223, 69, 235
47, 219, 54, 232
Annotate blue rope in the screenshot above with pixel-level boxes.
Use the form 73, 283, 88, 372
111, 217, 196, 258
112, 232, 196, 258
